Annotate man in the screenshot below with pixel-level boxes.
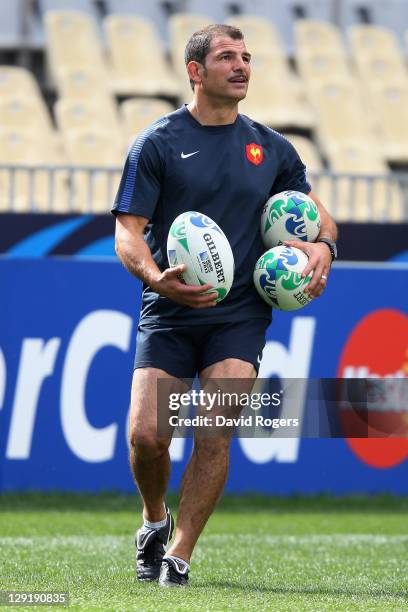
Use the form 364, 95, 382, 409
113, 24, 338, 587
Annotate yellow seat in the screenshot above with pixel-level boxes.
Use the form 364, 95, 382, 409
0, 130, 68, 213
349, 24, 404, 61
55, 66, 112, 99
318, 144, 403, 222
353, 53, 408, 89
283, 135, 323, 174
0, 66, 43, 100
104, 15, 181, 98
295, 20, 346, 58
229, 15, 286, 56
370, 83, 408, 163
240, 54, 314, 130
0, 95, 54, 134
55, 98, 120, 136
63, 130, 123, 213
120, 98, 174, 146
297, 51, 353, 86
308, 80, 377, 155
45, 10, 109, 86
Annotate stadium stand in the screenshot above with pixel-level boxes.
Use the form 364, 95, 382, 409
0, 66, 43, 99
284, 134, 324, 175
370, 83, 408, 164
0, 0, 406, 220
295, 20, 346, 58
318, 143, 404, 222
105, 0, 179, 45
239, 53, 314, 130
120, 98, 175, 147
104, 15, 181, 97
63, 130, 122, 212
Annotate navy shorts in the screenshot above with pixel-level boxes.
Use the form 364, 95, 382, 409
134, 319, 271, 379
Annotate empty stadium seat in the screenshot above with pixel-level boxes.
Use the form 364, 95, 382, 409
239, 54, 314, 130
63, 131, 123, 213
105, 0, 179, 45
283, 134, 323, 173
0, 96, 53, 134
349, 24, 403, 60
229, 15, 286, 56
0, 66, 43, 99
104, 15, 181, 98
0, 130, 67, 213
55, 66, 112, 99
297, 51, 352, 85
307, 80, 377, 156
352, 53, 408, 89
121, 98, 175, 145
55, 98, 120, 137
321, 144, 404, 222
295, 20, 346, 58
370, 83, 408, 163
44, 10, 109, 87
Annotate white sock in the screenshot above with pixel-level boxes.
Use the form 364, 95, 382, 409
143, 504, 167, 530
164, 555, 190, 573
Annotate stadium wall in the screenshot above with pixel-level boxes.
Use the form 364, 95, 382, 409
0, 257, 407, 494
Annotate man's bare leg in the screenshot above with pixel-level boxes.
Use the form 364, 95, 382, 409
166, 358, 256, 563
129, 367, 187, 521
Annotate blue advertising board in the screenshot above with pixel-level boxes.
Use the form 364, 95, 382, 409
0, 257, 407, 493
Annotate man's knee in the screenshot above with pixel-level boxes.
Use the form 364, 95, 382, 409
129, 428, 170, 461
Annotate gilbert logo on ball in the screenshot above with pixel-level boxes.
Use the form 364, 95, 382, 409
167, 211, 234, 303
261, 190, 321, 248
337, 309, 408, 469
253, 245, 313, 311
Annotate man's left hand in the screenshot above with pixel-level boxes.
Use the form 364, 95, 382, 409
283, 240, 332, 298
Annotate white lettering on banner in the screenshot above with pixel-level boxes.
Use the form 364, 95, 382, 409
0, 348, 6, 411
61, 310, 132, 463
6, 338, 61, 459
239, 317, 316, 464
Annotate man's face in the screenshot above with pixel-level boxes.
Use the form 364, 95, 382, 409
194, 36, 251, 101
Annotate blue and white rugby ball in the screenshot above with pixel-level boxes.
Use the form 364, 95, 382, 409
253, 245, 313, 311
261, 190, 321, 248
167, 211, 234, 303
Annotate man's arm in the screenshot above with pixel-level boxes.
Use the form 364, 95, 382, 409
284, 191, 338, 298
115, 213, 217, 309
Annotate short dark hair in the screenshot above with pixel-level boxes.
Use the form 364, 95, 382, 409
185, 24, 244, 90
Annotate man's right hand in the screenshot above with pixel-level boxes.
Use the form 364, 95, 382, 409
151, 265, 218, 308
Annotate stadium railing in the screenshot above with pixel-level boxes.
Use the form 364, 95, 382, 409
0, 164, 407, 222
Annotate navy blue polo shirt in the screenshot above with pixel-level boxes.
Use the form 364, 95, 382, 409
112, 106, 311, 325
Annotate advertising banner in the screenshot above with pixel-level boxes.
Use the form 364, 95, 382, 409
0, 258, 407, 493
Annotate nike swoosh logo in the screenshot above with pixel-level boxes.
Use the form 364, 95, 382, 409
181, 151, 200, 159
257, 355, 262, 364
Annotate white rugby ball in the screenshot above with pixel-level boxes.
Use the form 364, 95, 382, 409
167, 211, 234, 302
253, 245, 313, 311
261, 190, 321, 248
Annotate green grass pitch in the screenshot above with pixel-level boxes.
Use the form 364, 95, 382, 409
1, 494, 407, 611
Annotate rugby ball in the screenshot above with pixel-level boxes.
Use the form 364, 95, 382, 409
167, 211, 234, 303
261, 190, 321, 248
253, 246, 313, 311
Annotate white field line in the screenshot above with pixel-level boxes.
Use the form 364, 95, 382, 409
0, 534, 407, 547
